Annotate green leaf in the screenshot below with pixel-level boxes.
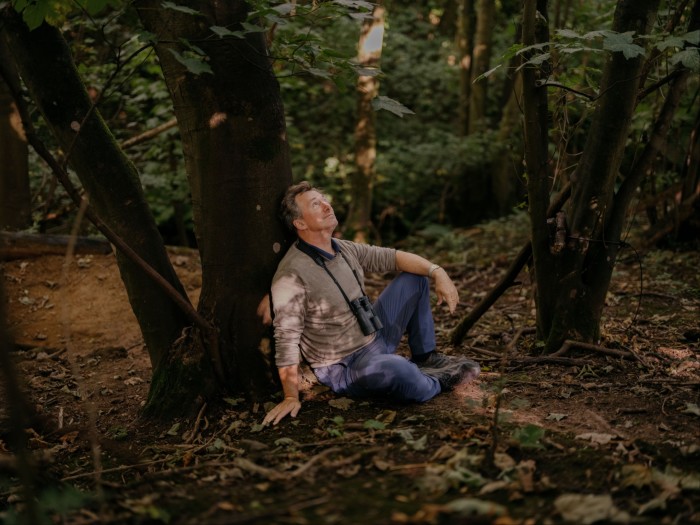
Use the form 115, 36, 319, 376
473, 64, 501, 83
273, 3, 296, 15
671, 48, 700, 72
241, 22, 266, 33
363, 419, 386, 430
307, 67, 332, 79
556, 29, 581, 39
512, 424, 545, 448
657, 35, 685, 51
168, 49, 213, 75
371, 96, 414, 118
161, 1, 200, 15
602, 31, 645, 59
682, 30, 700, 45
210, 25, 237, 38
333, 0, 375, 10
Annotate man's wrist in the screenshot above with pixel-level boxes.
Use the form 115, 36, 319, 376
428, 263, 442, 278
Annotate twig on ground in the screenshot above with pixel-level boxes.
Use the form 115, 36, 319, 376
184, 402, 208, 444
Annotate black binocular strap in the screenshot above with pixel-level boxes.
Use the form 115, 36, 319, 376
295, 241, 367, 309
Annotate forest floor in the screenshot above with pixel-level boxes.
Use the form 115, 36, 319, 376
1, 214, 699, 525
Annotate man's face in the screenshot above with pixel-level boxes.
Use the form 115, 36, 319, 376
293, 190, 338, 233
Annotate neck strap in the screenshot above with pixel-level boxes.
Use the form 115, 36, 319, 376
295, 241, 367, 307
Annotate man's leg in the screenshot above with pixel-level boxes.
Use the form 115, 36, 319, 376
314, 339, 441, 402
373, 273, 435, 359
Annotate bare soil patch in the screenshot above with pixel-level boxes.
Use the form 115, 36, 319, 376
1, 236, 699, 524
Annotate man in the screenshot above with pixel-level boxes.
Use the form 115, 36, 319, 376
262, 182, 480, 426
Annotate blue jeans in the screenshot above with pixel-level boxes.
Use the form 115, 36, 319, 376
313, 273, 441, 402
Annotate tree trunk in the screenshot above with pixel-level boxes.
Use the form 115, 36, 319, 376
491, 72, 524, 215
0, 8, 192, 406
522, 0, 555, 341
0, 41, 30, 230
347, 5, 385, 243
135, 0, 293, 411
535, 0, 661, 352
457, 0, 475, 136
468, 0, 495, 134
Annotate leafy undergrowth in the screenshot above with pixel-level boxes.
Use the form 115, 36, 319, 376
1, 212, 699, 524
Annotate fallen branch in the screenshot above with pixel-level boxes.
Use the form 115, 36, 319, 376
450, 183, 571, 345
0, 231, 112, 261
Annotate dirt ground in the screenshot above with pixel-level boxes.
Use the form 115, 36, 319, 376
1, 231, 699, 524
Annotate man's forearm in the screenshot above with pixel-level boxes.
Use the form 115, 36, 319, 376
278, 365, 300, 400
396, 250, 442, 277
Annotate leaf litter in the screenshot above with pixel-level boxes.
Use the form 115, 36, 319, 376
1, 219, 700, 524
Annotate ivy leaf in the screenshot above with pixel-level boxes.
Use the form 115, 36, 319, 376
371, 96, 414, 118
161, 1, 200, 15
168, 49, 213, 75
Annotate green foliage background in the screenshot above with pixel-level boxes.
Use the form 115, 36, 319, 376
15, 0, 700, 246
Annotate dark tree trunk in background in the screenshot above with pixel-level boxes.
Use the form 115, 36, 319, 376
457, 0, 475, 136
0, 9, 191, 374
468, 0, 495, 133
525, 0, 664, 352
135, 0, 293, 414
348, 4, 385, 243
0, 41, 30, 230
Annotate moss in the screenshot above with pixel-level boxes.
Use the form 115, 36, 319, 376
142, 340, 218, 420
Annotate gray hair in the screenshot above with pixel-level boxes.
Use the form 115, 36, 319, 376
280, 181, 319, 233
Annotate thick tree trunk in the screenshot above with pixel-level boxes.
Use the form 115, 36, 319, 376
348, 5, 385, 243
468, 0, 495, 134
135, 0, 293, 410
539, 0, 661, 351
0, 9, 191, 388
0, 42, 30, 230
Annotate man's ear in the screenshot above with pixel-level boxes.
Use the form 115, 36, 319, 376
293, 218, 306, 231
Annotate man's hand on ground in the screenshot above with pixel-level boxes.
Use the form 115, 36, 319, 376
262, 397, 301, 427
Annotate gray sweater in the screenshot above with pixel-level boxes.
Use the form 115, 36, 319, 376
271, 239, 397, 368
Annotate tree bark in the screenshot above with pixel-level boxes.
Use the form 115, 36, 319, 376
347, 5, 385, 243
0, 40, 30, 230
0, 9, 192, 377
522, 0, 555, 341
541, 0, 661, 351
457, 0, 475, 136
468, 0, 495, 134
135, 0, 293, 412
